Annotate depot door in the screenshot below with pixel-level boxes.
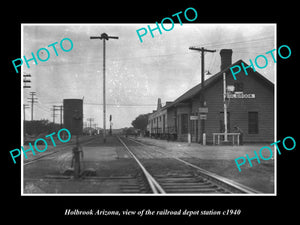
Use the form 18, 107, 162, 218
190, 118, 198, 142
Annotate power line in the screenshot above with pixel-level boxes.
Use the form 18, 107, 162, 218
36, 104, 51, 112
28, 51, 196, 68
35, 104, 51, 114
109, 51, 194, 62
232, 46, 275, 52
207, 53, 217, 73
37, 101, 160, 107
195, 36, 274, 49
83, 102, 157, 107
26, 43, 274, 70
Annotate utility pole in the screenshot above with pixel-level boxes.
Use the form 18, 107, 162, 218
52, 105, 56, 124
87, 118, 94, 128
109, 114, 112, 135
189, 47, 216, 144
59, 105, 63, 128
223, 72, 228, 142
23, 104, 29, 122
27, 92, 38, 121
90, 33, 119, 143
52, 105, 62, 125
87, 118, 94, 136
23, 104, 29, 134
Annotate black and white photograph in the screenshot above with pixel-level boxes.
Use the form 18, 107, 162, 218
4, 2, 298, 223
21, 23, 276, 195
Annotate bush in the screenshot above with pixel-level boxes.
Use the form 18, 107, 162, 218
24, 119, 61, 136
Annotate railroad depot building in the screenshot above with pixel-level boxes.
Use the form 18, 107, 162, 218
147, 49, 274, 144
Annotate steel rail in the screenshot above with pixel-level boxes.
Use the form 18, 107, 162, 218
127, 137, 260, 194
24, 150, 59, 166
117, 136, 166, 194
23, 136, 99, 166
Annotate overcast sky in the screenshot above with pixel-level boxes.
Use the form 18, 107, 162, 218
22, 24, 275, 129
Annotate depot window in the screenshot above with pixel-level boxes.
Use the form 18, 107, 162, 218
248, 112, 259, 134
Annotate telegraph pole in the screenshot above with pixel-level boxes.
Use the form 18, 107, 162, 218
223, 73, 228, 142
109, 114, 112, 135
23, 104, 29, 134
27, 92, 38, 121
59, 105, 63, 128
90, 33, 119, 143
87, 118, 94, 128
189, 47, 216, 144
52, 105, 57, 124
52, 105, 62, 126
23, 104, 29, 122
87, 118, 94, 136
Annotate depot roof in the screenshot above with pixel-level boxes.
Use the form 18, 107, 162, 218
163, 59, 274, 110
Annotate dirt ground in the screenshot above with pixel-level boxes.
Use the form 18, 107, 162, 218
23, 135, 275, 194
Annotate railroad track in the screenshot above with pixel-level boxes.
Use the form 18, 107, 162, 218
117, 135, 260, 194
23, 135, 98, 166
24, 135, 260, 194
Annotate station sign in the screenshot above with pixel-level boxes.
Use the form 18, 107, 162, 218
199, 114, 207, 120
190, 115, 198, 120
227, 93, 255, 99
199, 107, 208, 113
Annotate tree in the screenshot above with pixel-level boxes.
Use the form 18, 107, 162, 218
24, 119, 61, 135
131, 114, 149, 131
123, 127, 136, 135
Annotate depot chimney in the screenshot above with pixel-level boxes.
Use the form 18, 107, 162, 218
220, 49, 233, 71
157, 98, 162, 110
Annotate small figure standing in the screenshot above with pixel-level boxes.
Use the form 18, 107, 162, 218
234, 125, 243, 145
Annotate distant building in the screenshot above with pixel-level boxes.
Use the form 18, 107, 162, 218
147, 49, 274, 144
148, 98, 169, 138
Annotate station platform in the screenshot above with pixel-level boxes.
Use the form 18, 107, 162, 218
135, 136, 276, 160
